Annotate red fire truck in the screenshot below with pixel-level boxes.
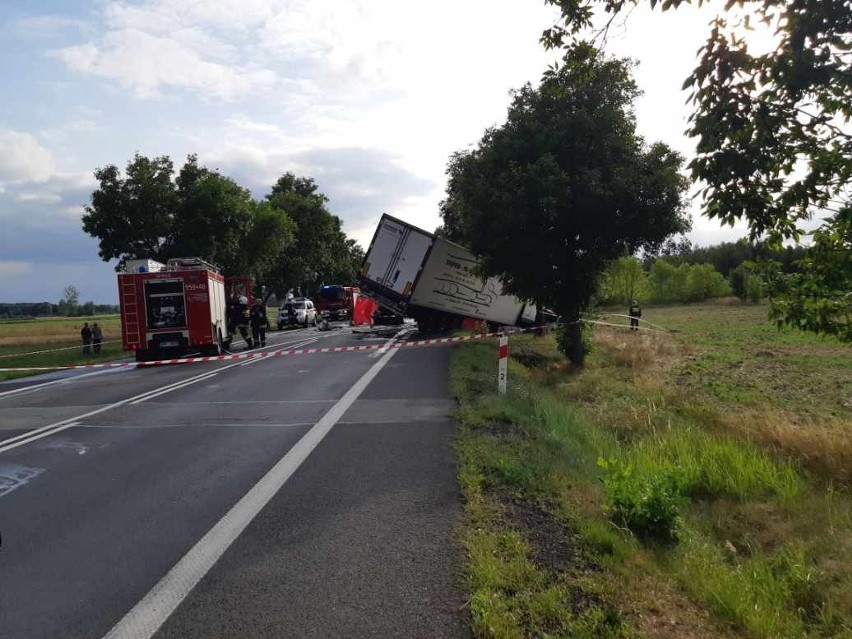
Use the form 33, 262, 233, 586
315, 284, 360, 321
118, 257, 252, 362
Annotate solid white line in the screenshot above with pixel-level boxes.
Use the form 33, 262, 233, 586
0, 367, 124, 401
0, 423, 63, 446
100, 329, 406, 639
0, 423, 80, 454
130, 400, 338, 405
0, 331, 358, 453
0, 357, 281, 456
237, 337, 318, 366
75, 421, 317, 430
128, 372, 220, 405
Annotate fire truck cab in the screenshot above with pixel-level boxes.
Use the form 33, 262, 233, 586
119, 257, 252, 362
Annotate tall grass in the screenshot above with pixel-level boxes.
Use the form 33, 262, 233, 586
451, 305, 852, 638
626, 428, 802, 503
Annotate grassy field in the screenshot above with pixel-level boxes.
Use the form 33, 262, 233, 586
452, 301, 851, 638
0, 315, 124, 381
0, 309, 285, 381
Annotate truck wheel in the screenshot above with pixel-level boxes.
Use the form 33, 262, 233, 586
134, 350, 150, 363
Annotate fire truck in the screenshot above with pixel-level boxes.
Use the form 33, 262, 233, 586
315, 284, 360, 321
118, 257, 252, 362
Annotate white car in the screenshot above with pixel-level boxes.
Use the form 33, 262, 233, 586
277, 298, 317, 329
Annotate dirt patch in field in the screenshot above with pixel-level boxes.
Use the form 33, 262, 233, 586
511, 348, 553, 369
476, 421, 527, 439
498, 494, 597, 578
624, 574, 737, 639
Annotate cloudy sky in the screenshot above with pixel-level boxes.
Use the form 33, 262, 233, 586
0, 0, 759, 304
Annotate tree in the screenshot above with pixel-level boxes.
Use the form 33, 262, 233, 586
763, 208, 852, 341
442, 44, 689, 364
265, 173, 355, 296
83, 154, 177, 267
646, 260, 688, 304
685, 263, 731, 301
598, 257, 647, 306
60, 285, 80, 316
231, 201, 297, 302
170, 154, 255, 273
83, 154, 268, 274
541, 0, 852, 341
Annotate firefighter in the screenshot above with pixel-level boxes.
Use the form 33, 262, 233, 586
629, 299, 642, 331
250, 298, 269, 347
237, 295, 254, 349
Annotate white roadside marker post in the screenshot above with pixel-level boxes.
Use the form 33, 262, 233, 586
498, 334, 508, 395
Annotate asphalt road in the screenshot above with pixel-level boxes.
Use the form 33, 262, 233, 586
0, 325, 466, 639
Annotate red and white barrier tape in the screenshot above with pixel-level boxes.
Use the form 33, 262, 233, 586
0, 328, 530, 372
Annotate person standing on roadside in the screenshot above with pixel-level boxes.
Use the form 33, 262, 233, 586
81, 322, 92, 354
91, 322, 103, 353
250, 298, 269, 348
628, 299, 642, 332
237, 295, 254, 350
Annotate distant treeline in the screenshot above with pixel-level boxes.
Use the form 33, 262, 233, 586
653, 240, 807, 277
0, 302, 120, 318
597, 238, 808, 306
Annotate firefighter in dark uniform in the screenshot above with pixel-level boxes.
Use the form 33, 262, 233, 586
237, 295, 254, 349
629, 299, 642, 331
250, 298, 269, 347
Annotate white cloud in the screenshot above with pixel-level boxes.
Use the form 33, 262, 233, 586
55, 29, 277, 99
16, 191, 62, 204
0, 261, 32, 277
0, 130, 56, 184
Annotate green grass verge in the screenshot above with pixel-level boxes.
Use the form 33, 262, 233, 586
0, 341, 127, 381
451, 305, 852, 638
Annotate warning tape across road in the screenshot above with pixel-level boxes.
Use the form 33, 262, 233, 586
0, 328, 531, 372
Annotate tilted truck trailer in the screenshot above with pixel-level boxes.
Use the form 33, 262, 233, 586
118, 257, 252, 361
359, 214, 537, 332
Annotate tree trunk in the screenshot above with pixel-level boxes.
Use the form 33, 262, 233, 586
559, 312, 585, 366
534, 298, 544, 337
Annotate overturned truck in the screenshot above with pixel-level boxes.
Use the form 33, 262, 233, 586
359, 214, 537, 332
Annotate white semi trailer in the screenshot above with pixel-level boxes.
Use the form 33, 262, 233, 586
359, 214, 536, 331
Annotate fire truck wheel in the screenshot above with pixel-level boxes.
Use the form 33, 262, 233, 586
134, 350, 150, 363
202, 342, 222, 357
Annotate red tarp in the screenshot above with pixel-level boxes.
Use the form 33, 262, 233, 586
461, 317, 486, 333
353, 297, 378, 326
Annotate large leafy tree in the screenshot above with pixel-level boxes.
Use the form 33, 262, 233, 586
542, 0, 852, 341
265, 173, 358, 296
82, 154, 293, 279
83, 154, 177, 266
230, 201, 297, 302
170, 155, 256, 272
442, 44, 689, 364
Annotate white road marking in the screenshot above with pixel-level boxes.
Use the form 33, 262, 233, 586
0, 367, 123, 401
128, 372, 220, 405
0, 356, 290, 454
0, 463, 46, 497
369, 327, 413, 358
0, 332, 331, 400
125, 400, 337, 405
74, 421, 317, 430
0, 330, 358, 454
0, 423, 81, 455
100, 329, 408, 639
236, 337, 318, 367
